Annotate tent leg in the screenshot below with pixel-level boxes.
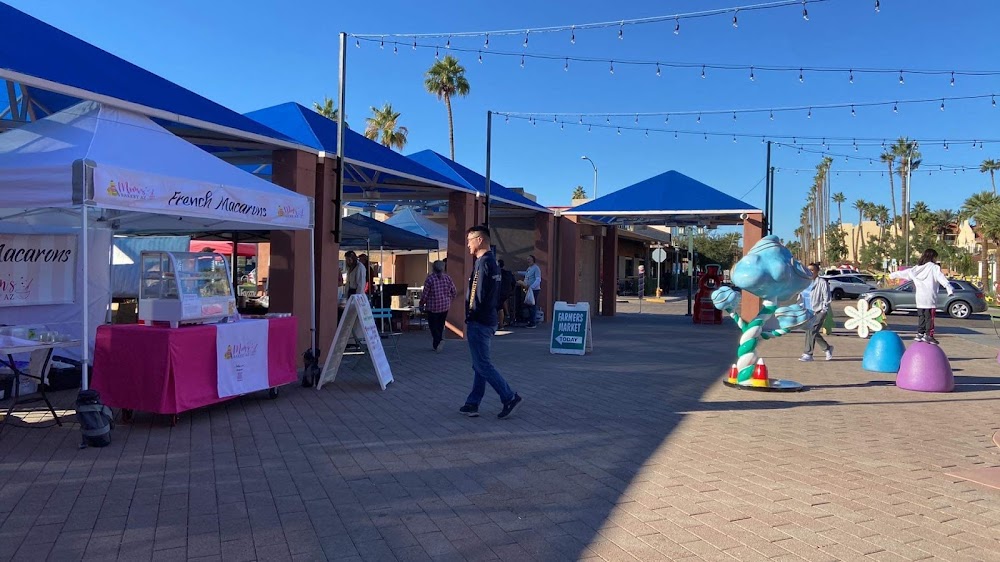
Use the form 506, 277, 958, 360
309, 227, 317, 353
81, 204, 90, 391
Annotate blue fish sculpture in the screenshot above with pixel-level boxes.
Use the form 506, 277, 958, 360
730, 235, 812, 330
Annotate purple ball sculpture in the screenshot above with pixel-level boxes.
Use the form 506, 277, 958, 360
896, 342, 954, 392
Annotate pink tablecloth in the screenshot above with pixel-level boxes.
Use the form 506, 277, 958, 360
92, 317, 298, 415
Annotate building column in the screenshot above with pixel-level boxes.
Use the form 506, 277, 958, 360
446, 191, 476, 338
740, 212, 765, 321
270, 149, 318, 363
555, 216, 580, 306
601, 226, 618, 316
534, 212, 554, 321
313, 156, 340, 355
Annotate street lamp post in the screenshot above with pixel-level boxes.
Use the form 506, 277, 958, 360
580, 156, 598, 199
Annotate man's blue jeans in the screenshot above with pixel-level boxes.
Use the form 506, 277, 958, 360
465, 321, 515, 406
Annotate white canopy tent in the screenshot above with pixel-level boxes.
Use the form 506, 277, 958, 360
0, 101, 315, 388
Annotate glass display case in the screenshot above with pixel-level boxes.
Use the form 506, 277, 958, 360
138, 251, 236, 328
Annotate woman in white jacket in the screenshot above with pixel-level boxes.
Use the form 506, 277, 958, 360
889, 248, 953, 345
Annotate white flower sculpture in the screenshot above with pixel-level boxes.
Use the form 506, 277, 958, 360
844, 299, 884, 339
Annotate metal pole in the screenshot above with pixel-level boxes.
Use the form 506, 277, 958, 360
768, 167, 775, 235
593, 166, 598, 199
334, 32, 347, 244
484, 110, 492, 228
765, 141, 772, 235
686, 227, 694, 316
81, 202, 90, 390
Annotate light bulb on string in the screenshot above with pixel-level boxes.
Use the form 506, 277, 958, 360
635, 114, 639, 124
732, 9, 739, 28
993, 95, 997, 108
674, 131, 678, 139
799, 69, 804, 83
610, 61, 615, 74
588, 124, 592, 132
802, 1, 809, 20
944, 140, 949, 150
950, 72, 955, 86
379, 37, 384, 49
749, 66, 755, 81
484, 34, 489, 49
478, 51, 482, 63
704, 132, 708, 141
412, 40, 417, 50
875, 0, 880, 12
940, 99, 945, 111
733, 112, 737, 122
696, 113, 701, 124
898, 70, 904, 84
520, 54, 524, 68
733, 135, 737, 143
656, 63, 661, 77
445, 36, 451, 49
664, 115, 669, 124
523, 31, 529, 48
769, 110, 774, 120
356, 38, 361, 48
893, 102, 898, 113
645, 129, 649, 138
435, 46, 439, 58
560, 122, 564, 130
851, 105, 856, 117
579, 116, 583, 124
393, 43, 398, 54
553, 115, 557, 123
807, 107, 812, 119
674, 17, 680, 34
564, 58, 569, 71
505, 114, 509, 124
606, 115, 611, 124
701, 65, 706, 79
618, 21, 624, 40
617, 127, 622, 135
570, 26, 575, 44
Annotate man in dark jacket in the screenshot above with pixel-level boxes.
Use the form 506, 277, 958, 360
459, 226, 522, 420
497, 259, 516, 329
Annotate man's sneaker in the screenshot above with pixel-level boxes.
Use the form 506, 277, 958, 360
798, 354, 814, 362
914, 334, 925, 342
436, 340, 444, 352
924, 335, 940, 345
825, 346, 834, 361
497, 394, 522, 419
459, 404, 479, 417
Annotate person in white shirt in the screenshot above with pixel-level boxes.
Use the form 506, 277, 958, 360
889, 248, 953, 345
344, 251, 366, 297
523, 255, 542, 328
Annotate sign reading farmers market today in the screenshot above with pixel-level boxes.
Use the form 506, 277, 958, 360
550, 301, 593, 356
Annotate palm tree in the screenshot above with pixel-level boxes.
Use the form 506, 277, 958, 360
892, 138, 922, 238
571, 186, 587, 200
424, 55, 470, 160
931, 209, 959, 243
880, 151, 898, 228
980, 159, 1000, 194
873, 204, 890, 245
832, 192, 846, 224
363, 103, 409, 151
961, 191, 1000, 292
313, 96, 345, 125
910, 201, 932, 227
852, 199, 867, 265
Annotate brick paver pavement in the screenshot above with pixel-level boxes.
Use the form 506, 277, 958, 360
1, 301, 998, 561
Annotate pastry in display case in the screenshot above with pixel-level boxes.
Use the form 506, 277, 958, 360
138, 251, 237, 328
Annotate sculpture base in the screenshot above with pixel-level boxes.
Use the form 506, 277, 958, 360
723, 378, 805, 392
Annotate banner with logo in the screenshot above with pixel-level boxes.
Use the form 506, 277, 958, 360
216, 319, 270, 398
0, 234, 77, 307
93, 165, 311, 229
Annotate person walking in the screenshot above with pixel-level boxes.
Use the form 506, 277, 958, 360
497, 259, 516, 329
523, 255, 542, 328
459, 226, 522, 419
889, 248, 953, 345
421, 260, 457, 352
344, 251, 366, 297
800, 263, 834, 362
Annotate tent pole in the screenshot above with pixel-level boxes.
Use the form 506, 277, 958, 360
309, 227, 317, 353
685, 226, 694, 317
380, 244, 386, 332
231, 231, 239, 293
81, 203, 90, 390
334, 31, 347, 244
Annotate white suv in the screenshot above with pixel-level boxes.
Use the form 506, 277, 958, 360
823, 274, 879, 300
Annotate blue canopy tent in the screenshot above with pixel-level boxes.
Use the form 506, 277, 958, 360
245, 103, 474, 203
563, 170, 760, 314
407, 150, 552, 215
340, 213, 437, 252
563, 170, 758, 227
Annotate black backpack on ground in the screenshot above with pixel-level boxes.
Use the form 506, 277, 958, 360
76, 389, 113, 448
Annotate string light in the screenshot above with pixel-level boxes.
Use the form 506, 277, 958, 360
769, 110, 774, 120
750, 66, 755, 81
434, 46, 439, 58
940, 99, 945, 111
951, 71, 955, 86
674, 17, 680, 34
570, 27, 575, 44
380, 37, 384, 49
701, 65, 706, 79
520, 54, 524, 68
412, 40, 417, 50
732, 9, 739, 27
564, 58, 569, 71
851, 105, 856, 117
802, 1, 809, 20
617, 127, 622, 135
807, 107, 812, 118
656, 63, 661, 77
893, 101, 898, 113
478, 51, 482, 63
733, 111, 737, 121
484, 34, 489, 49
875, 0, 880, 12
635, 114, 639, 124
799, 68, 804, 82
523, 31, 529, 48
393, 43, 398, 54
356, 38, 361, 48
899, 70, 904, 84
697, 113, 701, 124
610, 60, 615, 74
618, 21, 624, 40
446, 36, 451, 49
849, 69, 854, 84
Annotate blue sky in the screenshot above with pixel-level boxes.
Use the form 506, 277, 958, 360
9, 0, 1000, 242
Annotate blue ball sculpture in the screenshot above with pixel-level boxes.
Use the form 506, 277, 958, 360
862, 330, 906, 373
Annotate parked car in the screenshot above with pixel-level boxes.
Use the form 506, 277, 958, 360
824, 268, 860, 277
861, 279, 987, 319
823, 274, 879, 300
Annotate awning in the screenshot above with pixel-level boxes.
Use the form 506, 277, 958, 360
189, 241, 257, 257
563, 170, 758, 227
340, 214, 438, 251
